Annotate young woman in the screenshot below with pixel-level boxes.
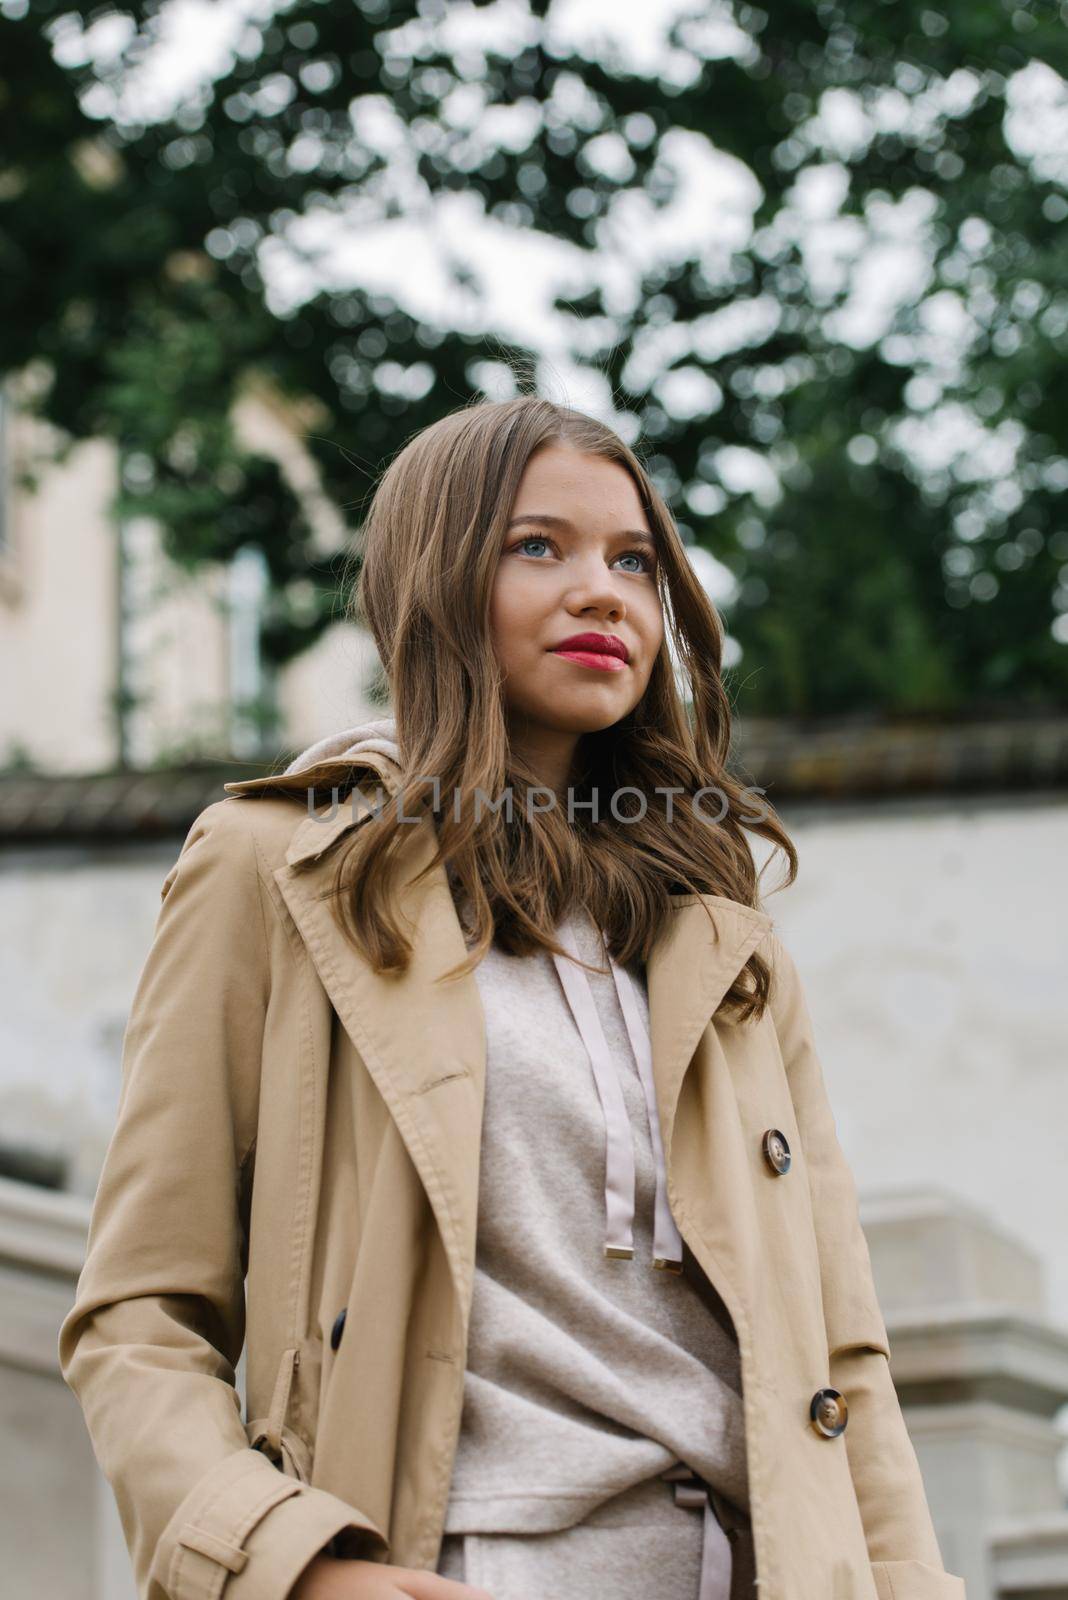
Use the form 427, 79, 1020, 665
59, 396, 965, 1600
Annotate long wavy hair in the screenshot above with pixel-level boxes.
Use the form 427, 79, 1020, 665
319, 394, 796, 1023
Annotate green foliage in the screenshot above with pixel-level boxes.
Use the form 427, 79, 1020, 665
2, 0, 1067, 714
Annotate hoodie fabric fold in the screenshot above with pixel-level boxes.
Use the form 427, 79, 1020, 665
443, 899, 747, 1548
281, 715, 402, 777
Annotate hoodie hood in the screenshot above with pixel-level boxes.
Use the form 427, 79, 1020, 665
223, 714, 402, 797
281, 715, 400, 776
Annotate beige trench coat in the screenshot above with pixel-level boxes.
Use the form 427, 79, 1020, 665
59, 742, 966, 1600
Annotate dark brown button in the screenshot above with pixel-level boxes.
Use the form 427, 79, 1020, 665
330, 1307, 347, 1351
762, 1128, 791, 1175
810, 1387, 848, 1438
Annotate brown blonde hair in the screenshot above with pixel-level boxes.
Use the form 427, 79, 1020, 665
320, 394, 796, 1023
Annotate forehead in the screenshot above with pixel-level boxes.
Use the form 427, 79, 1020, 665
509, 445, 652, 532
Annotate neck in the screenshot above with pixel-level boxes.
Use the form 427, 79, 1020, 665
506, 717, 584, 798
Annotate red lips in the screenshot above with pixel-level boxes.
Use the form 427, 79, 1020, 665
550, 632, 629, 662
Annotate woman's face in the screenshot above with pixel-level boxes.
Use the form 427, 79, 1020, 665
490, 442, 664, 788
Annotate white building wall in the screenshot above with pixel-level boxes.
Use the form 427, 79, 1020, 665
760, 797, 1068, 1325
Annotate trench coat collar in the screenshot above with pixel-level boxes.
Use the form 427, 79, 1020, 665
224, 751, 773, 1318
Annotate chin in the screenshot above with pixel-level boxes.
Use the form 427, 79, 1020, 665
528, 706, 633, 735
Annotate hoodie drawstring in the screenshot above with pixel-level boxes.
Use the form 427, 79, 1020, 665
553, 917, 736, 1600
550, 913, 684, 1272
551, 915, 637, 1259
660, 1464, 737, 1600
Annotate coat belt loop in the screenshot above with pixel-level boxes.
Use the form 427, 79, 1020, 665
264, 1347, 300, 1457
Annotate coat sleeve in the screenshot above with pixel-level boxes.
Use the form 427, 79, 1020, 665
765, 931, 966, 1600
58, 799, 384, 1600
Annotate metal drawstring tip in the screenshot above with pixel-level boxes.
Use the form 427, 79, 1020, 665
653, 1256, 684, 1274
604, 1244, 635, 1260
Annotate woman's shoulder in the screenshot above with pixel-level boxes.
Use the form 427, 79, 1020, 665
756, 923, 827, 1072
759, 923, 804, 1003
161, 792, 311, 903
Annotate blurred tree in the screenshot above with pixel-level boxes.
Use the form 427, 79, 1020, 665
1, 0, 1066, 715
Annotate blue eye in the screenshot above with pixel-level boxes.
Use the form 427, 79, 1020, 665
509, 536, 656, 574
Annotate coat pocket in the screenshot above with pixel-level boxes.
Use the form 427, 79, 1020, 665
244, 1345, 314, 1484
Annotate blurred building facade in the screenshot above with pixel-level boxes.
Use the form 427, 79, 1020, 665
0, 370, 384, 776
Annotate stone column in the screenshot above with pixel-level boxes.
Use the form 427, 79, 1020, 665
0, 1174, 131, 1598
862, 1188, 1068, 1600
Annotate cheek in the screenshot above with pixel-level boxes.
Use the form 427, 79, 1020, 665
488, 570, 534, 672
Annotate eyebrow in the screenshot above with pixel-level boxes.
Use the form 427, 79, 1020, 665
506, 512, 657, 548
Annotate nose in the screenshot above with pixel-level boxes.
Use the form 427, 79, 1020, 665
567, 555, 627, 618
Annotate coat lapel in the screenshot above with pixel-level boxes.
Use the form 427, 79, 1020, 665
225, 760, 772, 1321
646, 893, 773, 1170
275, 790, 490, 1320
